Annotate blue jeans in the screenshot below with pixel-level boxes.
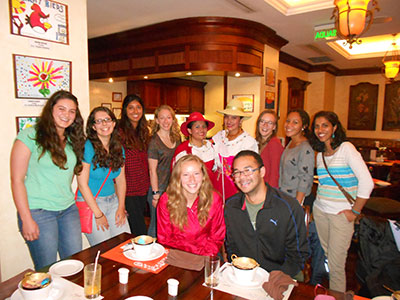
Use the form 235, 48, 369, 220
146, 187, 165, 238
77, 194, 131, 246
308, 221, 329, 285
18, 204, 82, 270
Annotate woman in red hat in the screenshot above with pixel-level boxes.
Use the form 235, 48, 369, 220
171, 112, 221, 192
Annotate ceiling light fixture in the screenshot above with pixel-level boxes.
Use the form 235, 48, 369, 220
235, 72, 241, 77
144, 75, 148, 79
186, 72, 192, 76
382, 33, 400, 81
331, 0, 379, 49
108, 77, 113, 83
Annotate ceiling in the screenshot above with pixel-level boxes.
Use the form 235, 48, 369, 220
87, 0, 400, 71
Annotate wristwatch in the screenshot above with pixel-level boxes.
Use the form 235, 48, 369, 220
152, 190, 160, 195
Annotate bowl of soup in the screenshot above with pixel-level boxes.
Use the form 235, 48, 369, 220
231, 254, 259, 283
18, 272, 52, 300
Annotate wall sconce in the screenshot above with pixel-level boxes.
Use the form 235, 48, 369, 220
382, 34, 399, 81
332, 0, 379, 49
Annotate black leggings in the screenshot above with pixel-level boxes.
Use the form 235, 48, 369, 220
125, 195, 148, 236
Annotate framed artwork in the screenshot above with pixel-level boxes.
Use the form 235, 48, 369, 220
112, 92, 122, 102
382, 80, 400, 131
101, 103, 112, 109
347, 82, 378, 130
265, 91, 275, 109
232, 94, 254, 112
113, 108, 122, 118
13, 54, 71, 99
16, 116, 39, 133
265, 67, 276, 87
9, 0, 69, 44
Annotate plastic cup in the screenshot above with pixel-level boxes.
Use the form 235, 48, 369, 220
167, 278, 179, 296
118, 268, 129, 284
84, 263, 102, 299
204, 255, 220, 287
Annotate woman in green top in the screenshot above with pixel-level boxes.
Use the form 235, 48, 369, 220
10, 90, 85, 270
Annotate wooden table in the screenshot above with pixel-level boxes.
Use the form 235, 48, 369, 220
0, 233, 346, 300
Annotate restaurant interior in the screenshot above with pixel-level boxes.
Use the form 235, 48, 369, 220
1, 0, 400, 298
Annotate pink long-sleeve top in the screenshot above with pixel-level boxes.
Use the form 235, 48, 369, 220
157, 191, 225, 256
260, 136, 284, 188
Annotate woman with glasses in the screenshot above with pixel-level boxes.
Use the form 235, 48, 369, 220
77, 107, 130, 246
118, 94, 151, 236
157, 155, 225, 256
256, 110, 284, 188
10, 90, 85, 270
147, 105, 181, 237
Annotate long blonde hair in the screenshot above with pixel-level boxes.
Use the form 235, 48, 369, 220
151, 105, 181, 143
166, 155, 213, 230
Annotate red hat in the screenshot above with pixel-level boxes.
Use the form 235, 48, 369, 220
180, 112, 215, 137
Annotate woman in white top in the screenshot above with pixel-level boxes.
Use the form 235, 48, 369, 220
213, 99, 258, 201
309, 111, 374, 292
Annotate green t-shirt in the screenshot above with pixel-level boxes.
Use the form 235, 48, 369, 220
245, 199, 264, 230
17, 127, 77, 211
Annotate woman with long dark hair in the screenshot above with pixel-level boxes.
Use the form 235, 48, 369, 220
10, 90, 85, 270
77, 107, 130, 246
118, 94, 151, 236
255, 110, 284, 188
309, 111, 373, 292
157, 155, 225, 256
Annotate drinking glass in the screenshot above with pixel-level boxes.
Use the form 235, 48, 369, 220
204, 255, 220, 287
84, 263, 102, 299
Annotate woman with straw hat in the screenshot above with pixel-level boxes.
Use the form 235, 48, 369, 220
172, 112, 221, 192
213, 99, 258, 201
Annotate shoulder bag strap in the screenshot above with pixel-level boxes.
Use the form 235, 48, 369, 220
322, 154, 355, 205
75, 167, 112, 201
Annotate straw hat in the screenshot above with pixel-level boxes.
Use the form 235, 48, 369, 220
217, 99, 250, 119
180, 112, 215, 137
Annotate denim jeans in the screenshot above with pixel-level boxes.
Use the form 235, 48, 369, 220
77, 194, 131, 246
308, 221, 329, 285
18, 204, 82, 270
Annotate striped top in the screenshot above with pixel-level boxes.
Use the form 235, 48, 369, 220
314, 142, 374, 214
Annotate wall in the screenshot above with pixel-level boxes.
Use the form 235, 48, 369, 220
89, 81, 126, 116
1, 0, 90, 280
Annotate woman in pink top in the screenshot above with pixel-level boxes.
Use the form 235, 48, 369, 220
157, 155, 225, 256
255, 110, 284, 188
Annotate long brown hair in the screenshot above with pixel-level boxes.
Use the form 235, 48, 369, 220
35, 90, 84, 174
86, 107, 124, 171
118, 94, 150, 151
151, 105, 181, 143
255, 110, 278, 149
166, 155, 213, 230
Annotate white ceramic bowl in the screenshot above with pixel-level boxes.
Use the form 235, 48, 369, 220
231, 255, 259, 284
132, 235, 155, 258
18, 280, 53, 300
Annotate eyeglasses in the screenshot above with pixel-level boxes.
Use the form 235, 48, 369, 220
231, 166, 262, 179
94, 118, 113, 125
259, 120, 275, 126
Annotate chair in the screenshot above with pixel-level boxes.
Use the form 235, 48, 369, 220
363, 197, 400, 220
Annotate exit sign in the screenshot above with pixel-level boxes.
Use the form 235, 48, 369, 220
314, 29, 337, 40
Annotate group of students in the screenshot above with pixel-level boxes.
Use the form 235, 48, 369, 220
10, 90, 374, 293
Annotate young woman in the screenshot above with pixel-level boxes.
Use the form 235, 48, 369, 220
147, 105, 181, 237
77, 107, 130, 246
10, 90, 85, 270
118, 94, 151, 236
172, 112, 220, 191
157, 155, 225, 256
310, 111, 373, 292
213, 99, 258, 200
279, 109, 314, 204
255, 110, 284, 188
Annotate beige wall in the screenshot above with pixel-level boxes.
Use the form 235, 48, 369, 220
89, 81, 126, 111
1, 0, 90, 280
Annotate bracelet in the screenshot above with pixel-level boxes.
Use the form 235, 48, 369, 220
152, 190, 160, 195
95, 213, 104, 219
351, 208, 361, 215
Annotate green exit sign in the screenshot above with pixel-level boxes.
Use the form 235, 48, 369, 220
314, 29, 337, 40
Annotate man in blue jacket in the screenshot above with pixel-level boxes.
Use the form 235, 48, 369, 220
224, 150, 309, 279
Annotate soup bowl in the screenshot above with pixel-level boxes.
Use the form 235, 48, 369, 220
231, 254, 259, 284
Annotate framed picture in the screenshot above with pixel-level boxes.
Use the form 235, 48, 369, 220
112, 92, 122, 102
265, 91, 275, 109
101, 103, 112, 109
9, 0, 69, 44
232, 94, 254, 112
347, 82, 378, 130
16, 116, 39, 133
13, 54, 71, 99
382, 80, 400, 131
113, 107, 122, 118
265, 67, 276, 87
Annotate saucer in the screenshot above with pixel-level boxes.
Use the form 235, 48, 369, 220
49, 259, 84, 277
125, 297, 153, 300
123, 243, 165, 261
11, 277, 64, 300
222, 265, 269, 288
